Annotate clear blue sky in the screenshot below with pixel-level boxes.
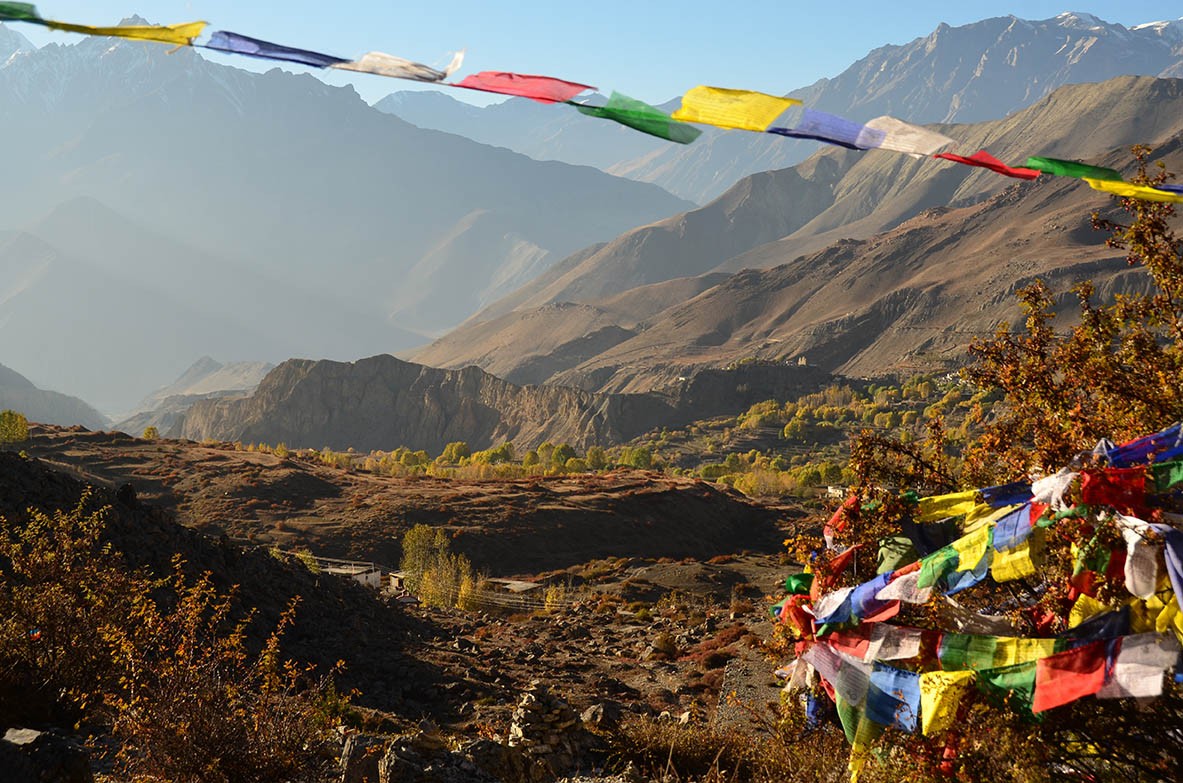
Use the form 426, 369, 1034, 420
11, 2, 1183, 105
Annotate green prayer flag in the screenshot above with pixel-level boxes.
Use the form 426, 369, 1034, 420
939, 633, 998, 671
976, 661, 1040, 719
918, 545, 959, 589
0, 2, 41, 22
877, 536, 917, 575
1025, 156, 1122, 182
1153, 459, 1183, 493
573, 91, 702, 144
784, 572, 814, 595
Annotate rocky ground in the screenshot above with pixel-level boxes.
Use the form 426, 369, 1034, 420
2, 427, 811, 781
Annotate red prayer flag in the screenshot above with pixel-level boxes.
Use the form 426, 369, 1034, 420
1080, 467, 1146, 512
451, 71, 594, 103
934, 150, 1041, 180
826, 625, 875, 659
1032, 640, 1111, 713
811, 544, 863, 600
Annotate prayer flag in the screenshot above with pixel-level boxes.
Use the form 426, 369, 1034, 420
945, 550, 990, 595
868, 624, 925, 661
1097, 632, 1180, 698
1084, 178, 1183, 203
850, 573, 895, 620
991, 538, 1040, 582
204, 30, 348, 68
976, 661, 1038, 716
1108, 423, 1182, 467
767, 107, 886, 150
993, 504, 1034, 551
916, 490, 979, 522
1062, 606, 1131, 642
1149, 524, 1183, 605
1118, 515, 1159, 599
1068, 594, 1108, 629
920, 670, 974, 736
1025, 156, 1122, 181
954, 525, 993, 572
981, 481, 1033, 508
939, 633, 998, 671
0, 2, 39, 21
452, 71, 594, 103
1080, 467, 1146, 511
1153, 184, 1183, 194
45, 19, 205, 46
827, 625, 875, 661
1032, 640, 1110, 713
866, 663, 921, 732
812, 586, 855, 625
918, 545, 959, 589
333, 50, 464, 82
671, 86, 799, 132
1153, 460, 1183, 493
876, 569, 933, 604
935, 150, 1040, 180
993, 638, 1059, 668
784, 572, 814, 595
862, 116, 953, 156
574, 92, 702, 144
1031, 470, 1077, 509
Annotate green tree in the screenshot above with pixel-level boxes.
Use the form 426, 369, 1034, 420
586, 446, 608, 470
141, 425, 159, 440
0, 410, 29, 444
551, 443, 576, 467
437, 441, 471, 465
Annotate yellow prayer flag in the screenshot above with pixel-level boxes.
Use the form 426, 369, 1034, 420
670, 86, 799, 132
953, 524, 992, 572
1083, 178, 1183, 203
1068, 594, 1109, 629
963, 503, 1022, 534
991, 540, 1038, 582
920, 670, 974, 736
916, 490, 979, 523
992, 637, 1057, 667
45, 20, 206, 46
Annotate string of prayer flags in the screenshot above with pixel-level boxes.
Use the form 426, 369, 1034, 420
452, 71, 594, 103
671, 86, 799, 132
991, 535, 1042, 582
953, 524, 993, 572
573, 92, 702, 144
861, 116, 953, 156
1083, 177, 1183, 204
333, 50, 464, 82
944, 550, 990, 594
204, 30, 348, 68
935, 150, 1041, 180
45, 19, 206, 46
1025, 156, 1123, 181
920, 670, 975, 736
767, 107, 887, 150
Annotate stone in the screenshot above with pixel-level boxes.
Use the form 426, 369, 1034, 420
340, 733, 385, 783
0, 728, 92, 783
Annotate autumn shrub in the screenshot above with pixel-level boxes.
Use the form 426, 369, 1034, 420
0, 495, 343, 781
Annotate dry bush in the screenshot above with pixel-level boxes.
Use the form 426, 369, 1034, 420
0, 496, 343, 782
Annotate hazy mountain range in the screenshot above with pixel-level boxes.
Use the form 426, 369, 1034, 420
0, 22, 688, 413
378, 12, 1183, 204
0, 362, 106, 429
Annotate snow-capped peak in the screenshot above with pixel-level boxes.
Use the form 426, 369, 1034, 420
1055, 11, 1108, 31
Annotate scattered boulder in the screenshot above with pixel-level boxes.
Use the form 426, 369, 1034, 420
0, 728, 92, 783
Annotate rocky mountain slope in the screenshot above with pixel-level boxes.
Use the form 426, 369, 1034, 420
0, 25, 689, 411
0, 362, 106, 429
114, 356, 275, 436
378, 13, 1183, 203
412, 76, 1183, 390
178, 354, 832, 452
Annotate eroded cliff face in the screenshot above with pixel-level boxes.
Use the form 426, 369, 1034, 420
179, 355, 832, 452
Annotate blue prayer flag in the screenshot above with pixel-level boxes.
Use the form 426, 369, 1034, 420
204, 30, 349, 68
